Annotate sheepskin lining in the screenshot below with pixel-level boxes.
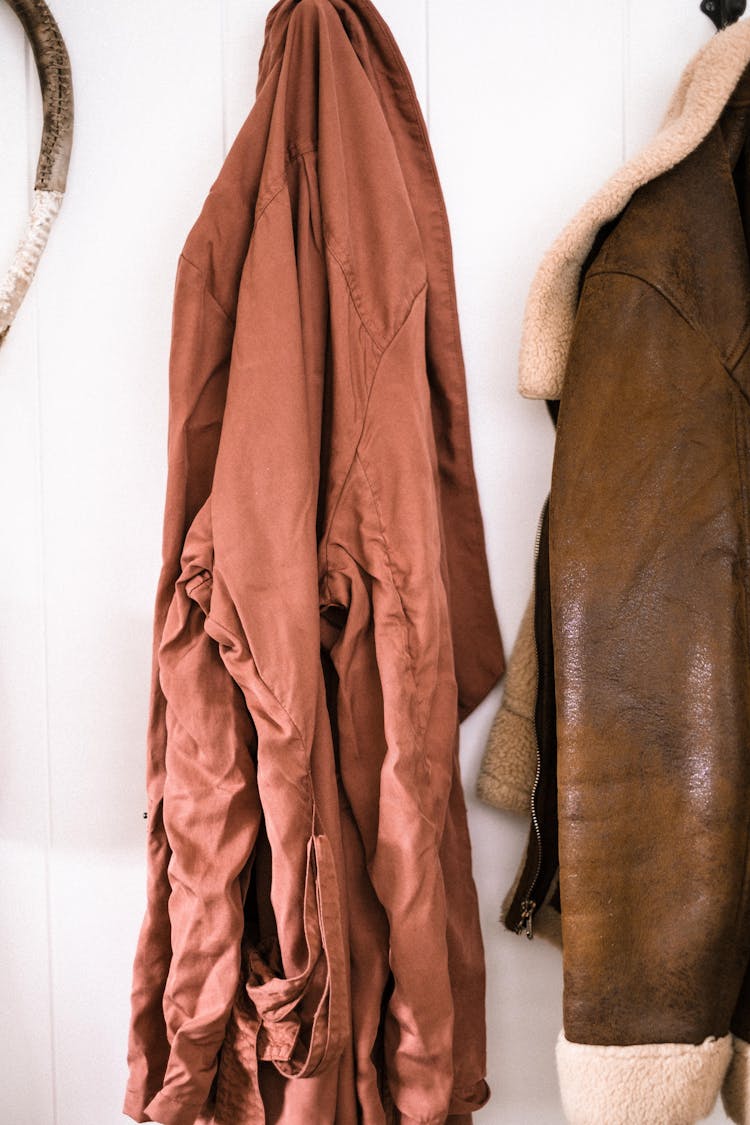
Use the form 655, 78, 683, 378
519, 20, 750, 400
723, 1037, 750, 1123
557, 1032, 732, 1125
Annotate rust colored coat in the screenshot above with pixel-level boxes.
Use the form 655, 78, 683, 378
123, 3, 504, 1124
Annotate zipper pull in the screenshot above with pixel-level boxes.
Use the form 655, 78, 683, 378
516, 899, 536, 940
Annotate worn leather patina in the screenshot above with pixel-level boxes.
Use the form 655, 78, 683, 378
478, 26, 750, 1122
551, 68, 750, 1049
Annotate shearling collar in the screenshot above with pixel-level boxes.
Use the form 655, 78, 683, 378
520, 18, 750, 400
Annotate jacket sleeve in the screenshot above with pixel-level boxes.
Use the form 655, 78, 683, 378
145, 524, 262, 1125
124, 256, 249, 1125
477, 588, 537, 815
551, 269, 750, 1124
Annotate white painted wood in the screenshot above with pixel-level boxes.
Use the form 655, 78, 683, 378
0, 6, 55, 1124
377, 0, 428, 108
0, 2, 740, 1123
429, 2, 734, 1122
626, 0, 713, 159
426, 2, 627, 1119
26, 3, 225, 1122
427, 0, 626, 642
221, 0, 268, 152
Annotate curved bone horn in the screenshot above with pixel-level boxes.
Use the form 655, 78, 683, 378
0, 0, 73, 345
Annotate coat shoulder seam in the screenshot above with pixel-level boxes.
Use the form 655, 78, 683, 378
323, 231, 427, 353
321, 281, 428, 599
585, 266, 730, 373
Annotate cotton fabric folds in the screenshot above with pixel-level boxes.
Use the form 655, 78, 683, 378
123, 2, 504, 1123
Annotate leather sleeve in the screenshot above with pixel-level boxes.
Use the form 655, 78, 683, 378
550, 269, 750, 1049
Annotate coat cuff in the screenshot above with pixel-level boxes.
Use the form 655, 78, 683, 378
723, 1037, 750, 1123
556, 1030, 731, 1125
123, 1084, 208, 1125
476, 589, 538, 816
476, 702, 536, 815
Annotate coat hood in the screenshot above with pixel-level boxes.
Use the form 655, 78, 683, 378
520, 17, 750, 400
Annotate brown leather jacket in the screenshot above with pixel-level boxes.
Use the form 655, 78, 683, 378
123, 3, 503, 1125
480, 20, 750, 1125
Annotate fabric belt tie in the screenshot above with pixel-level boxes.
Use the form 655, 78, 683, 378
213, 833, 347, 1123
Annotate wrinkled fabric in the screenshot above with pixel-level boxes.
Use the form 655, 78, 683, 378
123, 3, 504, 1124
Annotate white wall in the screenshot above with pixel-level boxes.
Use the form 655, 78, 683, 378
0, 2, 724, 1122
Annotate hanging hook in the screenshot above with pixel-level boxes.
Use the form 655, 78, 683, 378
701, 0, 746, 30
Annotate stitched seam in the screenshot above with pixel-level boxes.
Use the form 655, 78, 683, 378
179, 253, 236, 327
322, 340, 388, 602
730, 330, 750, 384
357, 0, 490, 560
322, 234, 386, 350
182, 144, 319, 327
586, 267, 733, 370
587, 267, 750, 394
354, 450, 423, 739
196, 601, 311, 783
185, 573, 211, 594
321, 284, 427, 601
148, 1089, 207, 1110
322, 234, 427, 354
253, 143, 319, 230
254, 141, 318, 222
728, 321, 750, 371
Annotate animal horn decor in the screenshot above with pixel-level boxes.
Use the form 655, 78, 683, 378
0, 0, 73, 345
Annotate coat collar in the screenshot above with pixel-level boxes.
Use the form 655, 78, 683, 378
520, 18, 750, 400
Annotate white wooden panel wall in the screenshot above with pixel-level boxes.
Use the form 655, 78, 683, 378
0, 2, 725, 1122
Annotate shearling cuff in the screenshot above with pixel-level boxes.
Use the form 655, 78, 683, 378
476, 590, 537, 815
723, 1037, 750, 1123
556, 1031, 732, 1125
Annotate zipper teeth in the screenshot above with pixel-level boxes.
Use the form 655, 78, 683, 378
515, 503, 546, 940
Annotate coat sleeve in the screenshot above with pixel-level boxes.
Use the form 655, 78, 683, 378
146, 525, 262, 1125
124, 256, 257, 1125
550, 269, 750, 1124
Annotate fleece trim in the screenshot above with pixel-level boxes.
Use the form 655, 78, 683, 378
557, 1032, 732, 1125
723, 1037, 750, 1124
519, 18, 750, 400
477, 591, 537, 816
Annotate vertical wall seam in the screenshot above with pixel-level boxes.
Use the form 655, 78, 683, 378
622, 0, 630, 162
220, 0, 229, 158
425, 0, 431, 128
25, 34, 58, 1125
